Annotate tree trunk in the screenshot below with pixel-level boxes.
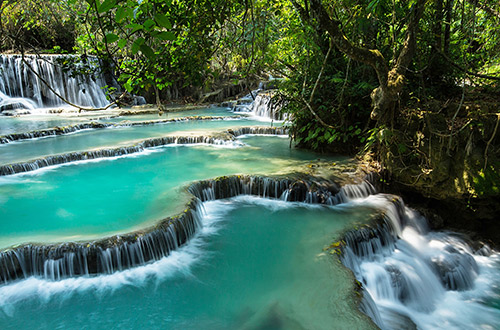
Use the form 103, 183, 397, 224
307, 0, 425, 122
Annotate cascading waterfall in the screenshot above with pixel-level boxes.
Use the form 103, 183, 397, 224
1, 155, 496, 329
0, 174, 376, 283
0, 91, 37, 113
232, 90, 287, 121
228, 126, 288, 137
0, 54, 109, 113
0, 127, 288, 176
0, 115, 244, 144
338, 194, 499, 329
0, 135, 237, 176
0, 198, 203, 283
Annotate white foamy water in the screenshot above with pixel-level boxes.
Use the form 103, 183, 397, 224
341, 194, 500, 330
0, 55, 109, 112
0, 199, 231, 313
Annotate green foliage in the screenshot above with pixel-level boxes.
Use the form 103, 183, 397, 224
472, 164, 500, 197
75, 0, 240, 99
1, 0, 499, 157
0, 0, 79, 52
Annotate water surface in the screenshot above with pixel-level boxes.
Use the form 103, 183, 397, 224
0, 117, 277, 165
0, 196, 376, 330
0, 136, 346, 248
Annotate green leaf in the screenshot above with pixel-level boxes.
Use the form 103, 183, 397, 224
144, 19, 156, 31
331, 77, 344, 84
367, 0, 379, 12
131, 37, 145, 54
157, 31, 176, 41
126, 23, 143, 33
98, 0, 116, 13
154, 13, 172, 29
105, 33, 119, 43
117, 38, 127, 48
123, 80, 133, 93
115, 7, 126, 23
140, 44, 155, 59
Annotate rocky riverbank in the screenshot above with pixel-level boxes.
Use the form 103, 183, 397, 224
361, 95, 500, 247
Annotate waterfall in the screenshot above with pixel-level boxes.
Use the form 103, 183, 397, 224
0, 134, 240, 176
0, 127, 289, 176
0, 199, 203, 283
0, 116, 246, 144
228, 126, 288, 137
232, 90, 287, 121
2, 170, 494, 329
0, 174, 375, 283
0, 115, 244, 144
338, 195, 498, 329
0, 54, 109, 113
0, 122, 113, 143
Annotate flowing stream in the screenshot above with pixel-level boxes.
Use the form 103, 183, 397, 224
0, 57, 499, 329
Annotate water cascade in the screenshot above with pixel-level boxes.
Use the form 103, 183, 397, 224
338, 194, 500, 329
0, 55, 109, 113
232, 90, 287, 121
0, 198, 203, 282
0, 174, 376, 283
0, 98, 498, 328
0, 115, 244, 144
0, 126, 288, 176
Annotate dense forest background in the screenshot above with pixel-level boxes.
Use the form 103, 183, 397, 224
1, 0, 499, 241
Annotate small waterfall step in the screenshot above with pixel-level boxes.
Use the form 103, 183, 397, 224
232, 89, 287, 121
0, 115, 244, 144
0, 174, 377, 283
0, 127, 289, 176
335, 194, 494, 330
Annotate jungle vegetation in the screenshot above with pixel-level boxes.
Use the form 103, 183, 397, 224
1, 0, 499, 211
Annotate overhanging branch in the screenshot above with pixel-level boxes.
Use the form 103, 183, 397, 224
309, 0, 389, 87
20, 53, 120, 111
433, 46, 500, 81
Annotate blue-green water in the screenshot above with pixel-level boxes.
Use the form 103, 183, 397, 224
0, 117, 273, 165
0, 197, 376, 329
0, 108, 373, 329
105, 106, 234, 122
0, 136, 345, 248
0, 114, 103, 135
1, 107, 499, 330
0, 106, 233, 135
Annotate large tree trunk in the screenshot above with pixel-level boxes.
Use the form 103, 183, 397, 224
307, 0, 425, 122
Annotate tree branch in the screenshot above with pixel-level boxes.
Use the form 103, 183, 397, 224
20, 53, 119, 112
309, 0, 389, 87
309, 42, 332, 103
394, 0, 426, 75
433, 45, 500, 81
301, 96, 335, 129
